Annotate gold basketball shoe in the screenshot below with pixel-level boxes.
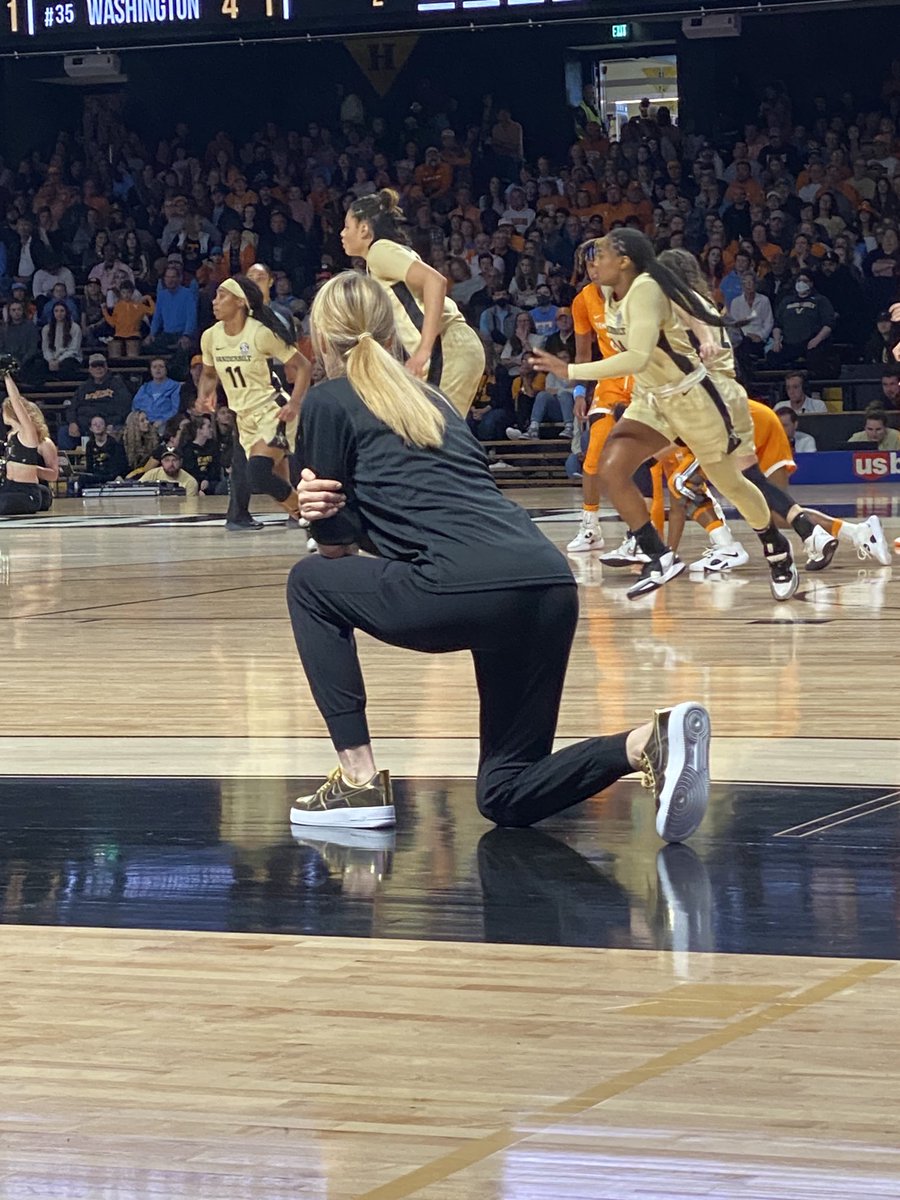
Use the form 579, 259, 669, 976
290, 767, 395, 829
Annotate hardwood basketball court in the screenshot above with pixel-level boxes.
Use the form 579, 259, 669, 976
1, 485, 898, 1197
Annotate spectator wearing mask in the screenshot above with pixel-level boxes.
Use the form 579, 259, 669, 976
775, 405, 817, 452
81, 414, 129, 485
59, 353, 134, 448
768, 272, 835, 375
848, 408, 900, 449
478, 288, 521, 368
139, 447, 200, 495
530, 285, 559, 338
131, 357, 182, 425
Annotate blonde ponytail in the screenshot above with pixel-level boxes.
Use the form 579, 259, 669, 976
311, 272, 446, 451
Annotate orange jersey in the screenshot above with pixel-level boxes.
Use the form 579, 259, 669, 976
571, 285, 632, 410
750, 398, 795, 477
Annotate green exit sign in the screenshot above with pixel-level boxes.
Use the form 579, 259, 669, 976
611, 22, 631, 39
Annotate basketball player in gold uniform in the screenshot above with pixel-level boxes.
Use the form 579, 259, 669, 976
197, 275, 311, 519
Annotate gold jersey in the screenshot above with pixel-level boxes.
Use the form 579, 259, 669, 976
602, 274, 704, 396
367, 238, 468, 359
200, 316, 294, 417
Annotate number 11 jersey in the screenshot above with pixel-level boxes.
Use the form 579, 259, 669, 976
200, 317, 293, 418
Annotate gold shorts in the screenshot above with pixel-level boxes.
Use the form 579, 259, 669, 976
626, 375, 754, 466
236, 401, 298, 457
433, 322, 486, 417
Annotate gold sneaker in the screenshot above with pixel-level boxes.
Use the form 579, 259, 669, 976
290, 767, 395, 829
639, 702, 710, 843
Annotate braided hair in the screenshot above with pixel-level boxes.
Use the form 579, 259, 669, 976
349, 188, 410, 247
606, 228, 729, 328
230, 273, 296, 354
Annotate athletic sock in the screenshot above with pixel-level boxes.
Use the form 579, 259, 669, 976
790, 511, 815, 541
832, 518, 849, 541
632, 519, 668, 559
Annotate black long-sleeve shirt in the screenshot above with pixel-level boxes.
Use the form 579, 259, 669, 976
86, 435, 128, 480
298, 375, 574, 595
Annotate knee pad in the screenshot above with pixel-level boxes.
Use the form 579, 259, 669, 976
248, 455, 292, 502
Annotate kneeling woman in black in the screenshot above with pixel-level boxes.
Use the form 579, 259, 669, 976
286, 271, 711, 838
0, 366, 51, 516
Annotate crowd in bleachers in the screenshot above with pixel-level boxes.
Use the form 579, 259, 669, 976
1, 63, 900, 493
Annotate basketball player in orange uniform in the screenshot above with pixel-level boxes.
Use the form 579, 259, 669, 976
660, 399, 890, 570
566, 241, 634, 554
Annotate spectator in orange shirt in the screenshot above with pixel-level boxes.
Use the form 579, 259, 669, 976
624, 181, 653, 229
225, 176, 259, 212
751, 222, 783, 264
414, 148, 453, 200
439, 129, 471, 173
450, 186, 482, 230
599, 184, 632, 229
103, 281, 155, 357
724, 162, 764, 206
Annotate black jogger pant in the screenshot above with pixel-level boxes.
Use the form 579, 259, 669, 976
0, 483, 42, 516
286, 554, 632, 828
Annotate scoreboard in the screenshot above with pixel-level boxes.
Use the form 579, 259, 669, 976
0, 0, 746, 48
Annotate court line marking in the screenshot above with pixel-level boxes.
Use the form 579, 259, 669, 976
355, 959, 893, 1200
774, 790, 900, 838
778, 794, 900, 840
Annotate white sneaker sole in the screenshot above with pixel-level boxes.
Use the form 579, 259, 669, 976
859, 518, 892, 566
567, 539, 604, 554
689, 548, 750, 573
627, 556, 686, 599
289, 804, 396, 829
291, 826, 397, 850
805, 536, 839, 572
770, 562, 799, 601
655, 703, 711, 843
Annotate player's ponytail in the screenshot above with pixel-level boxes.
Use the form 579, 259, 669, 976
658, 247, 715, 303
608, 229, 729, 327
349, 189, 410, 246
311, 271, 446, 451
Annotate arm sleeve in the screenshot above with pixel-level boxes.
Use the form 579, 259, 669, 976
367, 239, 417, 287
568, 283, 667, 382
298, 387, 366, 547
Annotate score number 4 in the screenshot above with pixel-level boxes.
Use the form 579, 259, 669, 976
221, 0, 276, 15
